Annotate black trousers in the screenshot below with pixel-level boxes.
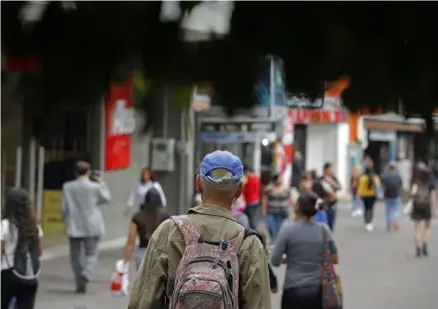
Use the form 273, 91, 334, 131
362, 196, 376, 224
281, 285, 322, 309
1, 269, 38, 309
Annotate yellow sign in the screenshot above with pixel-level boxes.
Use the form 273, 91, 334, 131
42, 190, 65, 237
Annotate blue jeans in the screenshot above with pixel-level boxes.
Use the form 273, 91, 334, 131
265, 214, 284, 242
351, 190, 362, 211
385, 197, 401, 229
326, 205, 337, 231
244, 202, 260, 230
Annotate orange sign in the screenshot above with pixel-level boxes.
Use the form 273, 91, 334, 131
324, 75, 350, 98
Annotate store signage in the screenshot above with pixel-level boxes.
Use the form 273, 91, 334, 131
200, 119, 277, 143
105, 78, 134, 171
286, 95, 324, 109
289, 109, 347, 124
110, 99, 135, 135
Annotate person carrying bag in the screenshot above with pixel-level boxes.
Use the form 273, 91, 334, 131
321, 226, 343, 309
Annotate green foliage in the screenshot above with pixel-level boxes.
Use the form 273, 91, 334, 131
2, 1, 438, 135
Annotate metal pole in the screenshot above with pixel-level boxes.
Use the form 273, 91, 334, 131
253, 133, 261, 176
28, 138, 36, 202
1, 151, 7, 205
36, 146, 45, 221
15, 147, 22, 188
269, 56, 276, 119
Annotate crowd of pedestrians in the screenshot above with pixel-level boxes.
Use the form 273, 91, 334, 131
2, 148, 438, 309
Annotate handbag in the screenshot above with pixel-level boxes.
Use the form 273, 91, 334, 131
321, 226, 343, 309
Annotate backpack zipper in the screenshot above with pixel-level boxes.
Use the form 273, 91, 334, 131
183, 257, 235, 306
173, 277, 228, 309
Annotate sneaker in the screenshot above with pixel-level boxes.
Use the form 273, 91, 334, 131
356, 209, 363, 216
416, 247, 422, 258
365, 223, 374, 232
422, 243, 428, 257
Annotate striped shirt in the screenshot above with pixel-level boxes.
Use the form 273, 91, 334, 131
266, 186, 291, 215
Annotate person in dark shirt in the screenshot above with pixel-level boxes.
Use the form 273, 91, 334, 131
411, 162, 437, 257
381, 161, 403, 231
122, 187, 170, 269
313, 163, 341, 231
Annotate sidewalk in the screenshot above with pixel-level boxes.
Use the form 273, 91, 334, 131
36, 248, 131, 309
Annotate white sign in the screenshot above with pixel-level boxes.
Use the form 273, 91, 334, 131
369, 130, 396, 142
111, 99, 136, 135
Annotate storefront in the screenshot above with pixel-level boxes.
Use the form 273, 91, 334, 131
287, 101, 350, 192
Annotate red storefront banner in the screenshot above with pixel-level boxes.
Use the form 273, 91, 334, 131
105, 78, 135, 171
289, 109, 348, 124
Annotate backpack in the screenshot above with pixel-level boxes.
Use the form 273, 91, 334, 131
414, 181, 431, 207
8, 239, 41, 286
169, 215, 244, 309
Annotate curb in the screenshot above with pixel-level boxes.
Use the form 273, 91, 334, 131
41, 237, 127, 261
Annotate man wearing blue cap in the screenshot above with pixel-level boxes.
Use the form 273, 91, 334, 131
129, 151, 272, 309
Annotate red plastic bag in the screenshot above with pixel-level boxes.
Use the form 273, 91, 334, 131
110, 271, 123, 296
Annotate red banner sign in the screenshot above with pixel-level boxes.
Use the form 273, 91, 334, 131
105, 78, 135, 171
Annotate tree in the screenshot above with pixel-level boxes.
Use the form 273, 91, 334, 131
2, 1, 438, 134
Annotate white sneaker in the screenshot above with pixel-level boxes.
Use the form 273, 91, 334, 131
365, 223, 374, 232
356, 209, 363, 216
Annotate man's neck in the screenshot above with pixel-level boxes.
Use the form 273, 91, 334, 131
201, 198, 233, 210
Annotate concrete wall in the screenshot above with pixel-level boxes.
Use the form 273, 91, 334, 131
100, 90, 194, 241
305, 123, 350, 194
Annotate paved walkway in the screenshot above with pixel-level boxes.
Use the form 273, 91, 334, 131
36, 202, 438, 309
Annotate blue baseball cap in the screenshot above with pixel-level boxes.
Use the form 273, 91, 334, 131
200, 151, 244, 185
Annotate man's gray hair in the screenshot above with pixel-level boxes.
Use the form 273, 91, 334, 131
201, 168, 240, 196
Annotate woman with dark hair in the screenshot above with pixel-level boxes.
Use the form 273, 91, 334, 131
271, 192, 339, 309
261, 174, 292, 241
357, 166, 381, 232
1, 188, 43, 309
411, 162, 436, 257
125, 167, 167, 216
122, 188, 170, 270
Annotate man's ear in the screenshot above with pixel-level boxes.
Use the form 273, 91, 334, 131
196, 175, 203, 193
234, 182, 243, 198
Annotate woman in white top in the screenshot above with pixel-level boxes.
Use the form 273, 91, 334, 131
1, 188, 43, 309
124, 167, 167, 216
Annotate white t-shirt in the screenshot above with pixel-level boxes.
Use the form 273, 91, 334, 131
1, 219, 43, 270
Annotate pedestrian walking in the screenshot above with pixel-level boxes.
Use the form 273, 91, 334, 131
261, 174, 292, 242
242, 165, 262, 229
291, 151, 304, 189
1, 188, 43, 309
357, 166, 381, 232
313, 163, 342, 231
124, 167, 166, 216
300, 173, 327, 224
122, 188, 170, 270
61, 161, 111, 293
350, 164, 363, 217
381, 161, 403, 231
271, 192, 340, 309
129, 150, 272, 309
410, 162, 436, 257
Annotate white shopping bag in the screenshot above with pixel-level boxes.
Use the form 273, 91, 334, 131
403, 200, 413, 216
112, 260, 130, 296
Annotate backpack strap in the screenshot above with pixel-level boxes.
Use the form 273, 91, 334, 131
244, 228, 264, 245
228, 230, 245, 254
171, 215, 200, 246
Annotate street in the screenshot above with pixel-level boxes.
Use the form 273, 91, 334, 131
36, 203, 438, 309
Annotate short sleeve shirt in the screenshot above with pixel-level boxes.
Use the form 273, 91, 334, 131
1, 219, 43, 270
